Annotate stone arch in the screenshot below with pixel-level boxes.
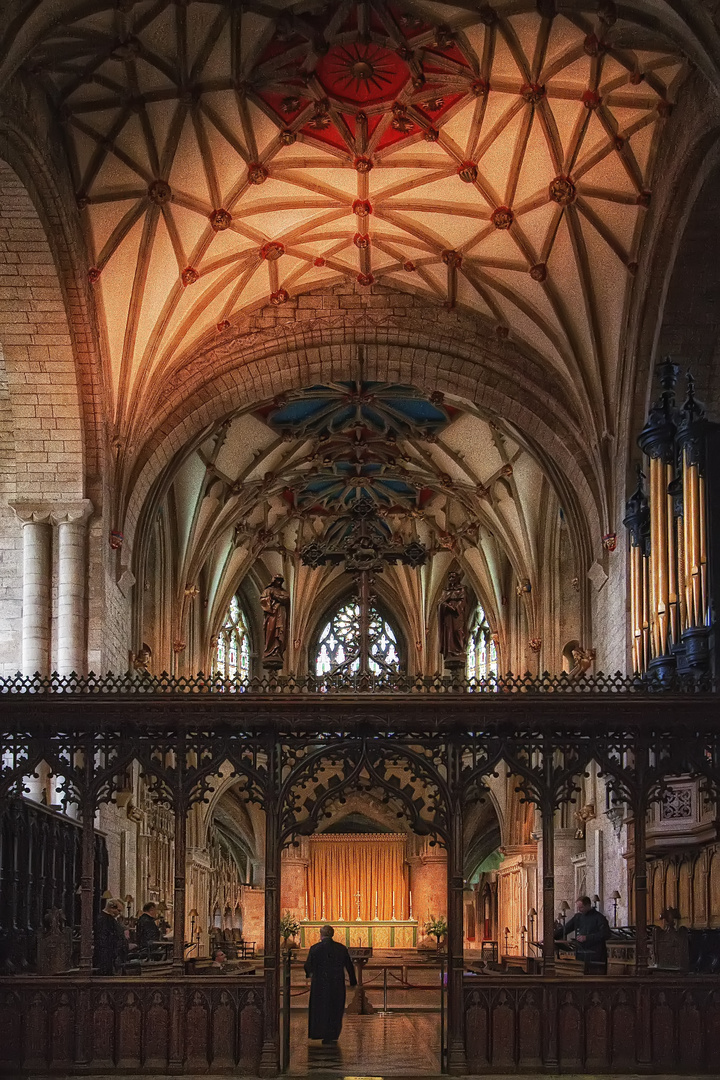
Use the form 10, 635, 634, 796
124, 314, 603, 648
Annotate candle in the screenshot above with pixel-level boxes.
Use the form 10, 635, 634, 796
409, 890, 413, 919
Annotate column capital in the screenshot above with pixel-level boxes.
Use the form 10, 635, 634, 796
51, 499, 94, 527
9, 501, 54, 525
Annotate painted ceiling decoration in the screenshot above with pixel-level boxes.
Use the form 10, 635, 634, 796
256, 380, 457, 510
169, 387, 550, 658
26, 0, 685, 443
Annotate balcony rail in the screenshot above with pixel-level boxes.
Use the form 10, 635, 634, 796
0, 668, 717, 697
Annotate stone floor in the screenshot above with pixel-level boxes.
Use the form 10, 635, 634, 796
289, 1012, 440, 1075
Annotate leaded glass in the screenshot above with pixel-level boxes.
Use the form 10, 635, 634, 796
214, 595, 251, 679
316, 600, 401, 677
467, 605, 498, 681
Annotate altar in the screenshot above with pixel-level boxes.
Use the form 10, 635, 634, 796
299, 920, 418, 949
301, 833, 418, 950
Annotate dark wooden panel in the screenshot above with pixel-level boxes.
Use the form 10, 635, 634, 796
0, 975, 265, 1075
465, 976, 720, 1075
517, 989, 541, 1068
585, 991, 610, 1071
558, 989, 582, 1071
489, 990, 515, 1069
650, 990, 676, 1070
91, 991, 114, 1067
211, 990, 236, 1068
185, 989, 211, 1071
117, 990, 142, 1069
239, 994, 263, 1075
143, 989, 169, 1069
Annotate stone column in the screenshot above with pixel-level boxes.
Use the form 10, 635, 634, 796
52, 501, 93, 675
10, 503, 52, 676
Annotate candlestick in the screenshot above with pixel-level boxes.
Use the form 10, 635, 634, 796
409, 890, 413, 920
355, 889, 362, 921
340, 889, 343, 921
374, 888, 379, 921
392, 890, 396, 921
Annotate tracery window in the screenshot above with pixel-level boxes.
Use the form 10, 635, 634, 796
467, 604, 498, 681
315, 600, 401, 677
214, 595, 251, 679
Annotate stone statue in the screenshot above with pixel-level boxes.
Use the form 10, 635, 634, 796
260, 574, 290, 668
132, 643, 152, 674
568, 647, 595, 680
438, 571, 467, 665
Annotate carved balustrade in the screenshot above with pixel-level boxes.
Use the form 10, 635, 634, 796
0, 976, 264, 1075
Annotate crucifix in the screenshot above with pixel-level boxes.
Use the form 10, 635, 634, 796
300, 497, 426, 675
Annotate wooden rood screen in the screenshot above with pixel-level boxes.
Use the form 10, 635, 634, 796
465, 977, 720, 1073
0, 977, 264, 1075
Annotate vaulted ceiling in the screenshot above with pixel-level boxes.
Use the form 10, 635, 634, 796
159, 381, 555, 670
24, 0, 685, 446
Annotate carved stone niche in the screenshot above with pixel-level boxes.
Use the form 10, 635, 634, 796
646, 776, 717, 853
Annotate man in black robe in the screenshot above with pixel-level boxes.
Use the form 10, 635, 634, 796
304, 925, 357, 1043
135, 901, 163, 959
555, 895, 611, 969
93, 898, 128, 975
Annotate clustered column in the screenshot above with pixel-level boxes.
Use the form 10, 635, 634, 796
10, 500, 93, 676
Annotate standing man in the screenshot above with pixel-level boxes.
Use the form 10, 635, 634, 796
304, 925, 357, 1044
136, 901, 163, 958
93, 898, 128, 975
555, 896, 611, 969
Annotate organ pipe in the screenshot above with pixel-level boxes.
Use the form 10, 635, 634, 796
626, 362, 713, 679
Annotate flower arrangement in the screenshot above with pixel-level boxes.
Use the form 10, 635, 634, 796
280, 910, 301, 943
424, 916, 448, 947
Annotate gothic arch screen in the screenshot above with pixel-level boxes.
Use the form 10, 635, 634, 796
467, 604, 498, 681
315, 600, 401, 677
214, 595, 251, 679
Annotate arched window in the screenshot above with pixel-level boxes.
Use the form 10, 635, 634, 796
214, 595, 251, 679
467, 604, 498, 681
315, 599, 401, 677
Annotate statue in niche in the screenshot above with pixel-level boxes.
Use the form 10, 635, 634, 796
131, 643, 152, 675
438, 571, 467, 667
260, 575, 290, 669
568, 647, 595, 680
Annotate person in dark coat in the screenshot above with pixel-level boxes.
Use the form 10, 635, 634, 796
93, 899, 128, 975
304, 924, 357, 1043
136, 901, 163, 958
555, 896, 611, 968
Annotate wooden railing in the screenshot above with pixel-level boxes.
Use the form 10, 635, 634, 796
464, 975, 720, 1073
0, 975, 265, 1075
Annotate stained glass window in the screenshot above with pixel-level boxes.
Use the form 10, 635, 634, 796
214, 595, 251, 679
467, 604, 498, 681
315, 600, 401, 677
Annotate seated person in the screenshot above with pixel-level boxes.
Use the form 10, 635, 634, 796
135, 901, 164, 959
554, 896, 611, 969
